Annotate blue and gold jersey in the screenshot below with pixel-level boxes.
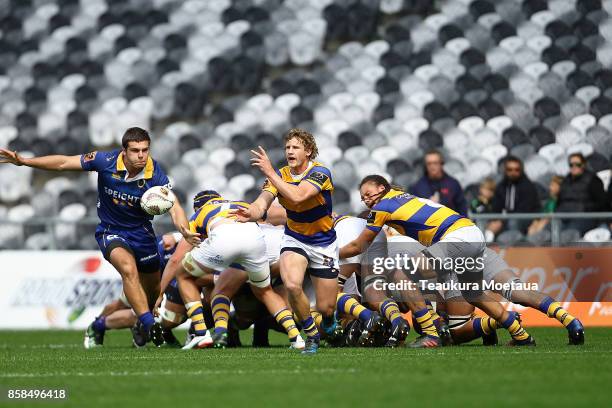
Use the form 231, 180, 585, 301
189, 199, 249, 239
263, 162, 336, 246
80, 150, 170, 229
366, 189, 474, 246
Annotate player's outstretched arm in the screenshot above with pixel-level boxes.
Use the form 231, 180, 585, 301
339, 228, 378, 259
168, 197, 201, 247
155, 237, 193, 311
0, 148, 83, 171
231, 191, 275, 222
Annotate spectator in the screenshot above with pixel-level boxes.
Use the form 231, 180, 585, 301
470, 177, 495, 214
527, 175, 563, 237
557, 153, 607, 233
488, 156, 541, 236
410, 150, 467, 215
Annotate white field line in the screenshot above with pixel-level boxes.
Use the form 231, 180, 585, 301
0, 368, 358, 379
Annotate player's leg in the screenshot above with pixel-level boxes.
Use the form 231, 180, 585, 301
210, 267, 248, 344
242, 234, 304, 350
139, 271, 161, 310
280, 250, 317, 350
108, 247, 164, 346
492, 268, 584, 345
84, 298, 130, 349
336, 265, 379, 327
177, 250, 215, 349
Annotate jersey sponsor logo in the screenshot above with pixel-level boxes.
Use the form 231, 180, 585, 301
262, 179, 271, 189
103, 186, 141, 204
139, 253, 158, 262
207, 255, 224, 265
367, 211, 376, 223
83, 151, 97, 162
307, 171, 329, 185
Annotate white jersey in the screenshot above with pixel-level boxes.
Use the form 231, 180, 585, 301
260, 223, 284, 264
335, 216, 387, 266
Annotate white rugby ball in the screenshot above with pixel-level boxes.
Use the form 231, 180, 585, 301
140, 186, 176, 215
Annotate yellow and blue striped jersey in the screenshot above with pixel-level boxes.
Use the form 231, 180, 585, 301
263, 161, 336, 246
189, 198, 249, 239
366, 189, 474, 246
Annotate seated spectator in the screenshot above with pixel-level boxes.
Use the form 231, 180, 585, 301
470, 177, 495, 214
557, 153, 607, 234
527, 175, 563, 236
488, 156, 541, 237
410, 150, 467, 216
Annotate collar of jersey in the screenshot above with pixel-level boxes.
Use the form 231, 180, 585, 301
116, 154, 154, 180
287, 161, 314, 181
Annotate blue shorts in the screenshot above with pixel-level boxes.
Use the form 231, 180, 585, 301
164, 278, 183, 304
95, 224, 160, 274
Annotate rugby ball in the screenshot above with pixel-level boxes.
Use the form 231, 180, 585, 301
140, 186, 176, 215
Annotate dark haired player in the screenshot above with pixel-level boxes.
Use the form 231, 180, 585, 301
340, 175, 535, 347
0, 127, 200, 346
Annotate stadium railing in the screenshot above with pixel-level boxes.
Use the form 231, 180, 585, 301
1, 212, 611, 249
470, 212, 612, 246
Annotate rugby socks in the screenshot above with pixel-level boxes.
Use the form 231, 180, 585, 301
310, 310, 323, 327
425, 300, 442, 322
301, 316, 320, 341
337, 293, 372, 323
92, 316, 107, 333
472, 317, 499, 337
274, 308, 301, 341
413, 308, 440, 338
138, 312, 155, 332
379, 299, 403, 328
501, 312, 530, 341
538, 297, 576, 327
186, 301, 208, 336
211, 295, 231, 335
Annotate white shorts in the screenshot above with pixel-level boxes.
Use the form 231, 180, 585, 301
260, 223, 283, 264
443, 247, 509, 300
190, 222, 271, 288
281, 233, 339, 279
335, 217, 387, 266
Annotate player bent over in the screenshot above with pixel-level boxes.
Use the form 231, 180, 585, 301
340, 175, 535, 347
0, 127, 199, 347
176, 191, 301, 350
233, 129, 340, 354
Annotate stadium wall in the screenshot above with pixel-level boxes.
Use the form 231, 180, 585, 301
0, 249, 610, 329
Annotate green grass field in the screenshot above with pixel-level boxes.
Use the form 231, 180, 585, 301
1, 328, 611, 407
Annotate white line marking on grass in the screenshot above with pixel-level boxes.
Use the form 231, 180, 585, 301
0, 368, 358, 379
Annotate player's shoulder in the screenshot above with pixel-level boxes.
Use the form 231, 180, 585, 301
309, 161, 331, 175
82, 149, 118, 169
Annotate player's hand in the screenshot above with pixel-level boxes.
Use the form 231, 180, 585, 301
250, 146, 274, 178
181, 227, 201, 247
153, 296, 163, 317
0, 148, 24, 166
162, 233, 177, 250
229, 206, 253, 222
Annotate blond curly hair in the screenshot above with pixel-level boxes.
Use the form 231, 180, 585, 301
283, 128, 318, 160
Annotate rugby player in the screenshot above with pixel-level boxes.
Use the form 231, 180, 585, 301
340, 175, 536, 346
175, 191, 302, 350
0, 127, 200, 346
232, 128, 339, 354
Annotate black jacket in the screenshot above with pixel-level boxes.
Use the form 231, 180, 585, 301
492, 175, 541, 213
557, 171, 607, 212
